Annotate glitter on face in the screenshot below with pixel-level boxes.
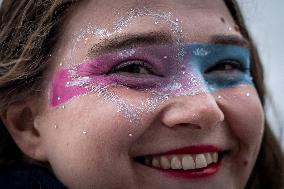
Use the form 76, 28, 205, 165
246, 92, 250, 97
51, 43, 252, 124
193, 47, 210, 56
83, 131, 87, 135
50, 7, 254, 124
54, 125, 58, 129
218, 95, 222, 99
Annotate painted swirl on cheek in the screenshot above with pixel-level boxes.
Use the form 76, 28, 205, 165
49, 44, 253, 112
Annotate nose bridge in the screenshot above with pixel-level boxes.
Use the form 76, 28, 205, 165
160, 93, 224, 129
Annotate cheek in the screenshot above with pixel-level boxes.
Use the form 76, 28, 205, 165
217, 85, 264, 151
39, 95, 137, 186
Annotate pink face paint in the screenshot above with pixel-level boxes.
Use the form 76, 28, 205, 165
50, 45, 202, 107
50, 68, 88, 107
50, 44, 251, 108
50, 61, 114, 107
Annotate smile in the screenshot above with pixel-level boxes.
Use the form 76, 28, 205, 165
135, 145, 224, 178
143, 152, 218, 170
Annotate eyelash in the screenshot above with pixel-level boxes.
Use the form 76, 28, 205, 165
107, 60, 160, 76
204, 59, 246, 74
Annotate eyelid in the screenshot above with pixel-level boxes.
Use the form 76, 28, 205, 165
108, 58, 165, 77
204, 59, 247, 73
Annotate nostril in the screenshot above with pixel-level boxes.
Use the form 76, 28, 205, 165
175, 123, 201, 129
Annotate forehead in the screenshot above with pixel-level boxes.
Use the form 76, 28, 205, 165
61, 0, 242, 44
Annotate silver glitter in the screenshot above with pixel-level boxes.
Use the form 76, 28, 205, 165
54, 125, 58, 129
59, 63, 63, 67
83, 131, 87, 135
218, 95, 222, 99
57, 97, 61, 101
193, 48, 210, 56
129, 133, 133, 137
246, 92, 250, 97
154, 21, 159, 25
65, 7, 202, 124
118, 49, 136, 58
61, 105, 65, 109
163, 56, 168, 59
66, 76, 91, 87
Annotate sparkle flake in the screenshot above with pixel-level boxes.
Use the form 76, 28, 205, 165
64, 7, 187, 124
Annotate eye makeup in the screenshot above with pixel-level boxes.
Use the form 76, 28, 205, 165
50, 43, 252, 108
50, 7, 252, 124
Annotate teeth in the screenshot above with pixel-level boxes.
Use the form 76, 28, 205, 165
171, 156, 182, 169
160, 157, 171, 169
148, 152, 219, 170
212, 152, 218, 163
195, 154, 207, 169
144, 157, 151, 165
152, 157, 160, 168
204, 153, 213, 164
182, 155, 195, 170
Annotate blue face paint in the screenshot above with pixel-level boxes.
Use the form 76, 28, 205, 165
52, 43, 253, 106
185, 44, 253, 93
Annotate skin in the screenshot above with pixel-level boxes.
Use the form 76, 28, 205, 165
3, 0, 264, 188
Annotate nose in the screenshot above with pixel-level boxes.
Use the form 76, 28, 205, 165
160, 93, 224, 129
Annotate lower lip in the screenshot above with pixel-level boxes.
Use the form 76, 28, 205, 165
152, 160, 221, 179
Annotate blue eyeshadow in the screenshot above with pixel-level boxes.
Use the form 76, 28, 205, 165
183, 43, 253, 92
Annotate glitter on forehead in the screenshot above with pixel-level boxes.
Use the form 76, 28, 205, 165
67, 7, 185, 66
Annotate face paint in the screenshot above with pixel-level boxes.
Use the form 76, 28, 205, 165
50, 7, 249, 123
50, 43, 252, 108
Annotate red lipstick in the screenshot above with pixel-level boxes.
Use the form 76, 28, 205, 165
145, 145, 222, 179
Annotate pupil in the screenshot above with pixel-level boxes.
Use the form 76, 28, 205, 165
121, 64, 141, 73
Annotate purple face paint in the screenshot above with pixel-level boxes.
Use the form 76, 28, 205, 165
50, 44, 251, 108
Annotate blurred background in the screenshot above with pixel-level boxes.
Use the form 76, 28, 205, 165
237, 0, 284, 146
0, 0, 283, 144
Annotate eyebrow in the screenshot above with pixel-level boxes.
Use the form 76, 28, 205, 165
210, 34, 249, 47
87, 31, 174, 57
87, 32, 249, 57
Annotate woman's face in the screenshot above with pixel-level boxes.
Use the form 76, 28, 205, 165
35, 0, 264, 188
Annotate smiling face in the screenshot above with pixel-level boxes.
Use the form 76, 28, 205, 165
33, 0, 264, 188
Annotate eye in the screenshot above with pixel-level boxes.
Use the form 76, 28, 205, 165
205, 59, 244, 74
108, 60, 156, 75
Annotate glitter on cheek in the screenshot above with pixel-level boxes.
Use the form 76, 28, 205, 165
49, 69, 89, 107
49, 65, 118, 107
